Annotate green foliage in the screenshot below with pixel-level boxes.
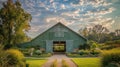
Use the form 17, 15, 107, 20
51, 59, 57, 67
67, 50, 101, 57
53, 45, 65, 51
0, 0, 31, 48
66, 53, 80, 57
102, 40, 120, 50
19, 48, 52, 57
105, 40, 120, 45
78, 50, 89, 55
62, 59, 69, 67
0, 45, 9, 67
88, 40, 99, 50
67, 49, 101, 57
35, 50, 42, 56
90, 49, 101, 55
6, 49, 26, 67
101, 48, 120, 67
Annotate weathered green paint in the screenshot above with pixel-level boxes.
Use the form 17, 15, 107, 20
20, 23, 87, 53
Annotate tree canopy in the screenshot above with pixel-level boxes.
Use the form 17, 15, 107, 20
0, 0, 32, 48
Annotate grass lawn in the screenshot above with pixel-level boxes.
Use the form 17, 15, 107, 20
72, 57, 101, 67
26, 58, 47, 67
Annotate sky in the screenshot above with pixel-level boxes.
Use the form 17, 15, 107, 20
0, 0, 120, 38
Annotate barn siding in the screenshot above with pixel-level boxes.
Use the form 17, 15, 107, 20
20, 23, 87, 53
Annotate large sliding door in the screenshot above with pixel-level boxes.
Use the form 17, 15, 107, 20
46, 40, 53, 53
66, 40, 73, 52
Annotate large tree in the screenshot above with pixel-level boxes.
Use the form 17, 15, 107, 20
0, 0, 31, 48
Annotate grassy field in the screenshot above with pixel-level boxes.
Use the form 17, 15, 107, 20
72, 57, 101, 67
26, 58, 47, 67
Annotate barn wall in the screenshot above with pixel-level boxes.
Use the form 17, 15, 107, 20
21, 23, 87, 53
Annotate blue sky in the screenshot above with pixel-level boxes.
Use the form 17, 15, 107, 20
0, 0, 120, 38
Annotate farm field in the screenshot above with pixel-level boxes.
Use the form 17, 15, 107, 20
26, 58, 47, 67
72, 57, 101, 67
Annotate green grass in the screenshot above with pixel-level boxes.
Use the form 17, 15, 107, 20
26, 59, 47, 67
72, 57, 101, 67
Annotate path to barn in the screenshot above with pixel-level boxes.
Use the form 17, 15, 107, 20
42, 54, 77, 67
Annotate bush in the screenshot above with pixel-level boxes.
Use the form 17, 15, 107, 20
19, 48, 32, 56
6, 49, 26, 67
40, 53, 52, 57
78, 50, 89, 55
101, 48, 120, 67
35, 50, 42, 55
78, 50, 85, 55
0, 46, 9, 67
90, 49, 101, 55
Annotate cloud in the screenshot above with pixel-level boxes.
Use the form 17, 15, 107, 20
17, 0, 118, 38
60, 4, 66, 9
61, 9, 80, 17
46, 17, 74, 26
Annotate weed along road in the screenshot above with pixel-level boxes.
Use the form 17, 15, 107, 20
42, 54, 77, 67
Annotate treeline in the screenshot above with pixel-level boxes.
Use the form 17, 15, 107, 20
79, 24, 120, 43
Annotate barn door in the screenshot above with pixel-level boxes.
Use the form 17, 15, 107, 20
66, 40, 73, 52
46, 40, 53, 53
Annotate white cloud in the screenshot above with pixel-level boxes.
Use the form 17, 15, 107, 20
61, 4, 66, 9
46, 17, 74, 26
61, 9, 80, 17
74, 9, 80, 14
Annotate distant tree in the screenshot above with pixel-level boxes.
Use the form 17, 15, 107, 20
79, 28, 89, 37
79, 24, 110, 43
115, 29, 120, 36
0, 0, 31, 49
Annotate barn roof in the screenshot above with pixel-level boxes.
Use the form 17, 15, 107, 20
32, 22, 87, 41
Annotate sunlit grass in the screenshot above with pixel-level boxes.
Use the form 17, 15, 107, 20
26, 59, 47, 67
72, 57, 100, 67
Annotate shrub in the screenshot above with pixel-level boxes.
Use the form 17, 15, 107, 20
90, 49, 101, 55
0, 45, 9, 67
6, 49, 26, 67
101, 48, 120, 67
78, 50, 85, 55
78, 50, 89, 55
40, 53, 52, 57
35, 50, 42, 55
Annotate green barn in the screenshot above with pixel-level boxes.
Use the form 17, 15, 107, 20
21, 22, 87, 53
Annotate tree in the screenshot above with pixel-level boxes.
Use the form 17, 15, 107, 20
0, 0, 31, 48
79, 24, 110, 43
79, 28, 89, 37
